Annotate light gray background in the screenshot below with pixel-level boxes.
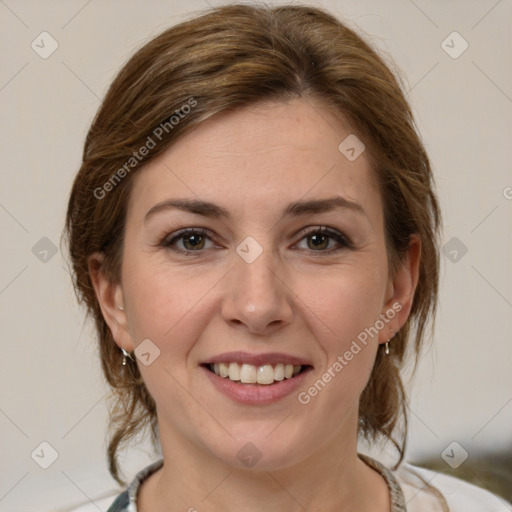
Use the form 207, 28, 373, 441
1, 0, 511, 511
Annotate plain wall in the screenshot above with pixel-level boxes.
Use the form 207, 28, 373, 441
1, 0, 511, 510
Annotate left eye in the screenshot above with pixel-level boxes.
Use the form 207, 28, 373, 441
295, 227, 352, 252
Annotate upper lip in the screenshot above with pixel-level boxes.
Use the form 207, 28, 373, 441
203, 351, 312, 367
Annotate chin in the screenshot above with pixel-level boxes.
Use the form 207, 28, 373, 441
205, 425, 312, 472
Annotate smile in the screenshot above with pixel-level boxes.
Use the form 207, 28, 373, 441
207, 362, 307, 385
201, 351, 313, 404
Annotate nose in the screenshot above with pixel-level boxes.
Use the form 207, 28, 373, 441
220, 245, 293, 336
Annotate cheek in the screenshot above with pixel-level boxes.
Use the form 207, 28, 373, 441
122, 255, 221, 352
303, 261, 387, 348
296, 260, 386, 405
296, 274, 381, 432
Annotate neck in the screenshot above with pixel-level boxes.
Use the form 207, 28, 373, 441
140, 412, 390, 512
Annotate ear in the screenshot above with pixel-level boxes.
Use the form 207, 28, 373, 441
378, 234, 421, 344
88, 252, 134, 352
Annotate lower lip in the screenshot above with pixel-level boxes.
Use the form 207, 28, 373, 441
201, 366, 312, 405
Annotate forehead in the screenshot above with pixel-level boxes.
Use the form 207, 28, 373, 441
127, 98, 382, 226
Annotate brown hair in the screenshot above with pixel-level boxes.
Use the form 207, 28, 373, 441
63, 3, 441, 485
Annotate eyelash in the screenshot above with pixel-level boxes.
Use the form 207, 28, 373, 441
160, 226, 354, 256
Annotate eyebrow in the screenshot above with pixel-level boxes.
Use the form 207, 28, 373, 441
144, 195, 367, 224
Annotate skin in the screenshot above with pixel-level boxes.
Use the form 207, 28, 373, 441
90, 97, 420, 512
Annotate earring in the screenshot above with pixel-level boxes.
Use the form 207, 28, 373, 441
117, 305, 124, 311
385, 330, 395, 355
121, 348, 134, 366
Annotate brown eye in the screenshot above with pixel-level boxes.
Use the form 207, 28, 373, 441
182, 233, 206, 251
306, 232, 330, 250
297, 227, 353, 252
161, 228, 214, 254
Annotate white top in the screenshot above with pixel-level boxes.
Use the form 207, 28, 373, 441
395, 463, 511, 511
69, 459, 511, 512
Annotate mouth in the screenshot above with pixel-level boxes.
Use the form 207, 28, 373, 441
200, 351, 314, 404
202, 362, 312, 386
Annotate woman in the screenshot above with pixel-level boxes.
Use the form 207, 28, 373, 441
64, 4, 508, 511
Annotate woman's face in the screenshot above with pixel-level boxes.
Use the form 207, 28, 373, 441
95, 98, 417, 471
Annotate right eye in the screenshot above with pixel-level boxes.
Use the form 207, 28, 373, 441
160, 228, 217, 255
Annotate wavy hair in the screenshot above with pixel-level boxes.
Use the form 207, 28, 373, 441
63, 3, 441, 485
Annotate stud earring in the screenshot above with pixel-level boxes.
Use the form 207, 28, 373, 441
117, 305, 124, 311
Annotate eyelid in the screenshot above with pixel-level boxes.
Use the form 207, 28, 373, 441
295, 225, 354, 251
160, 225, 353, 254
161, 227, 214, 250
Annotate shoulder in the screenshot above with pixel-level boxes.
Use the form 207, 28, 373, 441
68, 458, 164, 512
394, 463, 511, 511
67, 491, 129, 512
105, 490, 130, 512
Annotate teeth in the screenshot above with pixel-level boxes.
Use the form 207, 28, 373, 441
219, 362, 229, 378
240, 364, 257, 383
274, 363, 285, 381
209, 362, 305, 385
228, 362, 240, 381
257, 364, 274, 385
